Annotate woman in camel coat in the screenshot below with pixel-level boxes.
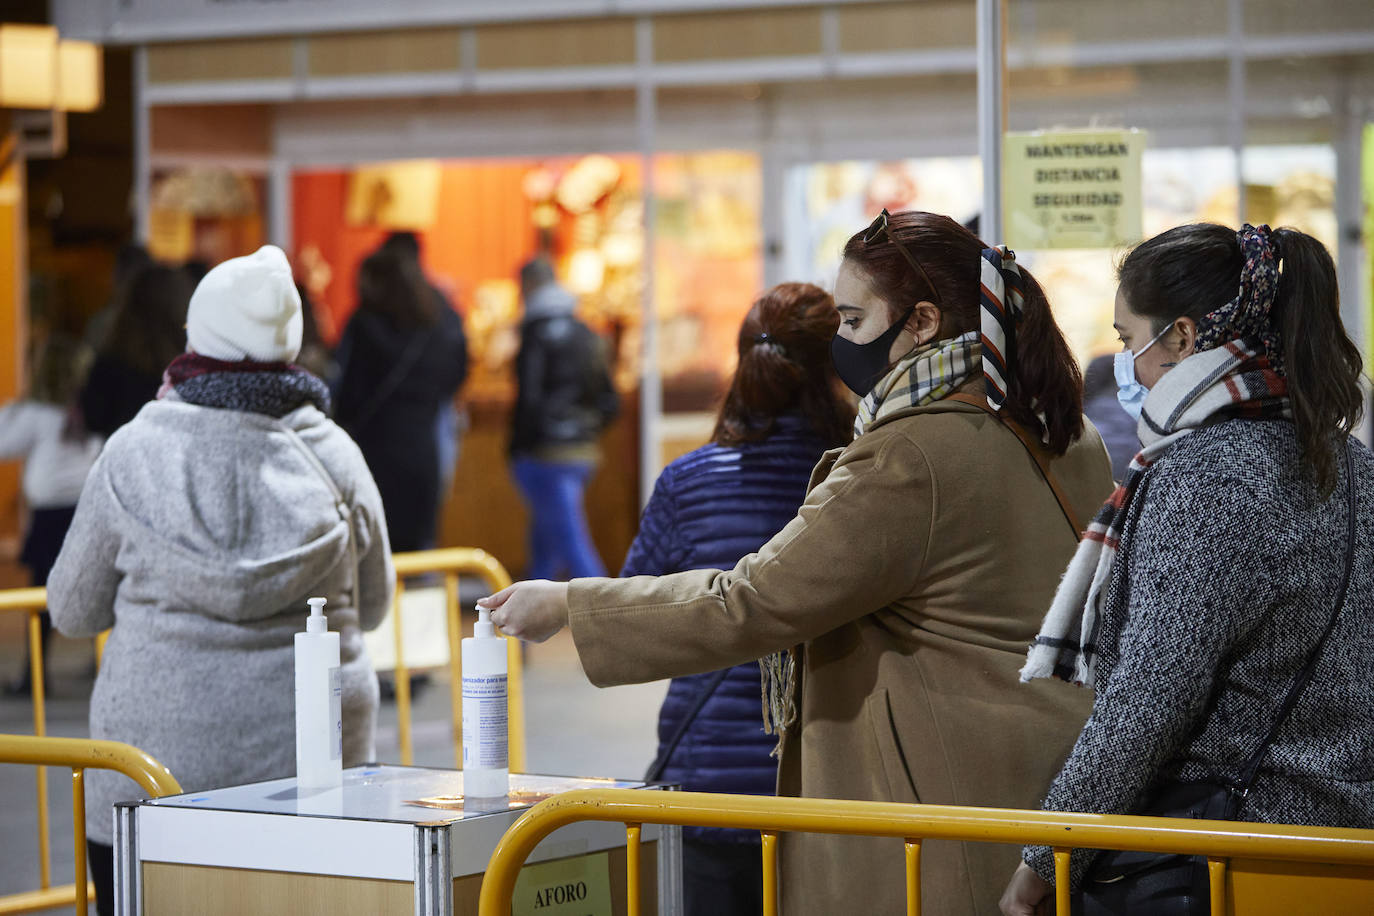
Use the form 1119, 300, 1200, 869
484, 211, 1114, 915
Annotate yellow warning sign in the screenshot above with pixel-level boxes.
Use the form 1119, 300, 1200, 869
1003, 129, 1145, 250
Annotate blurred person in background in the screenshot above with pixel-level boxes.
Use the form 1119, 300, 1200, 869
79, 264, 191, 437
1003, 224, 1374, 915
379, 231, 471, 508
1081, 353, 1138, 481
509, 257, 619, 580
335, 246, 468, 552
49, 246, 393, 916
482, 211, 1114, 915
623, 282, 854, 916
82, 242, 151, 352
0, 334, 103, 696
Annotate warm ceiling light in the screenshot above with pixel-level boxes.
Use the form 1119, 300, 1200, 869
57, 40, 101, 112
0, 23, 59, 109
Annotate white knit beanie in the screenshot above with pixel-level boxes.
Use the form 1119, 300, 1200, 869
186, 245, 302, 362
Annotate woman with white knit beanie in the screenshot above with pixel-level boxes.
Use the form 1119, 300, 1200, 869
49, 246, 394, 916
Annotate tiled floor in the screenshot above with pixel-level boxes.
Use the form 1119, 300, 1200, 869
0, 605, 670, 912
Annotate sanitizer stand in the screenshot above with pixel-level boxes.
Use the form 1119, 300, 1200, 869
112, 767, 682, 916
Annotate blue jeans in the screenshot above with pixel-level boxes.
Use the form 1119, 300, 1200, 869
512, 457, 607, 580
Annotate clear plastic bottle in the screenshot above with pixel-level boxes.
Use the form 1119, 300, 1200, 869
461, 607, 509, 798
295, 597, 342, 789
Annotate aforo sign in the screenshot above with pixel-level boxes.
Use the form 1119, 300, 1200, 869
1003, 129, 1146, 250
512, 851, 613, 916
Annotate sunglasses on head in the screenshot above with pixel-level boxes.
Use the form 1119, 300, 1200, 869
861, 209, 942, 305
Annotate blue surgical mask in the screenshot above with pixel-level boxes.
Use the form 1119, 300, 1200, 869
1113, 324, 1173, 419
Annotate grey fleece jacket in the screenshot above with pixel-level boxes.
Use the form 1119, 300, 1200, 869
1027, 419, 1374, 887
49, 399, 394, 844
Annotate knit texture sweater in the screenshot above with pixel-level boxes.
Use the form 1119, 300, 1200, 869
1027, 418, 1374, 887
49, 399, 394, 844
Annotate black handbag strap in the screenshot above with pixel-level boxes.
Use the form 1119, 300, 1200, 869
1233, 438, 1357, 792
645, 667, 731, 783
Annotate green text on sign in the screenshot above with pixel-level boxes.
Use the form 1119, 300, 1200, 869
1003, 129, 1146, 250
513, 851, 613, 916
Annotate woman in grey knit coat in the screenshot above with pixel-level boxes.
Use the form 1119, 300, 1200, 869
49, 246, 394, 916
1002, 223, 1372, 914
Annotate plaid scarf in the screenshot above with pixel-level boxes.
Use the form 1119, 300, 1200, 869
1021, 339, 1290, 686
158, 352, 331, 418
853, 332, 981, 437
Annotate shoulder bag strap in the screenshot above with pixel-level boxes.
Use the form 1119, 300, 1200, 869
645, 667, 732, 783
945, 392, 1084, 540
1233, 438, 1357, 791
279, 423, 361, 615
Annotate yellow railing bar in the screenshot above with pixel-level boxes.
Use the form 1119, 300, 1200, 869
904, 838, 921, 916
478, 789, 1374, 916
1053, 848, 1071, 915
0, 591, 55, 897
762, 830, 779, 916
388, 548, 524, 773
0, 883, 96, 916
0, 735, 181, 916
625, 823, 641, 916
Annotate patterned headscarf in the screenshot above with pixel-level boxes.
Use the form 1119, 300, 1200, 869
1193, 223, 1285, 373
979, 246, 1027, 410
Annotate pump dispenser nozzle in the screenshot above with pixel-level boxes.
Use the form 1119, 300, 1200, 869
475, 606, 496, 639
306, 597, 327, 634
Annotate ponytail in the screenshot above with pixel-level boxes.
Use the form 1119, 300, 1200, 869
1000, 266, 1084, 455
1120, 222, 1364, 496
1272, 227, 1363, 494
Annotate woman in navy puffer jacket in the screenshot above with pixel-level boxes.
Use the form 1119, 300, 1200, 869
620, 282, 854, 916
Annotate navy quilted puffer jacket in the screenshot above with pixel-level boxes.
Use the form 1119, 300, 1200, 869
620, 413, 830, 845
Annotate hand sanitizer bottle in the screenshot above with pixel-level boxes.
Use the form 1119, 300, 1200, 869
295, 596, 342, 790
461, 607, 509, 798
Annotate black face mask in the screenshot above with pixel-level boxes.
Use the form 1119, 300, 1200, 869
830, 306, 915, 396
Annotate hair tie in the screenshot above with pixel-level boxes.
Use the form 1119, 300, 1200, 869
978, 246, 1026, 411
1193, 223, 1284, 373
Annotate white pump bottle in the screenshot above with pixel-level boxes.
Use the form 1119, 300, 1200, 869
461, 607, 509, 798
295, 596, 342, 790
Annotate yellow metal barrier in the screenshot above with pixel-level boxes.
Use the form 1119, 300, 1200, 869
477, 789, 1374, 916
0, 589, 57, 905
0, 734, 181, 916
388, 547, 525, 773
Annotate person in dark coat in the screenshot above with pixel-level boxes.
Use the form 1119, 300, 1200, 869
79, 265, 191, 437
335, 248, 468, 552
619, 282, 854, 916
509, 258, 619, 579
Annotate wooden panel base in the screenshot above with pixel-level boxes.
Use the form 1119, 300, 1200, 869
143, 840, 659, 915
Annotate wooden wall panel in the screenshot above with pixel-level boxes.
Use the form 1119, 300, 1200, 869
308, 29, 461, 77
143, 862, 413, 916
654, 8, 822, 63
147, 39, 294, 84
150, 104, 273, 156
475, 19, 636, 70
838, 2, 974, 54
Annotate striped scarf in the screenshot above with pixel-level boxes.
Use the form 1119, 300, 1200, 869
1021, 339, 1290, 686
853, 332, 981, 437
979, 246, 1027, 410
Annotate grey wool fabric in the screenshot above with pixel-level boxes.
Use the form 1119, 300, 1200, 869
1026, 418, 1374, 887
48, 398, 394, 844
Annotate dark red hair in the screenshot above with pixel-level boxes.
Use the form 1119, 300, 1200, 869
712, 282, 855, 449
842, 210, 1084, 455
